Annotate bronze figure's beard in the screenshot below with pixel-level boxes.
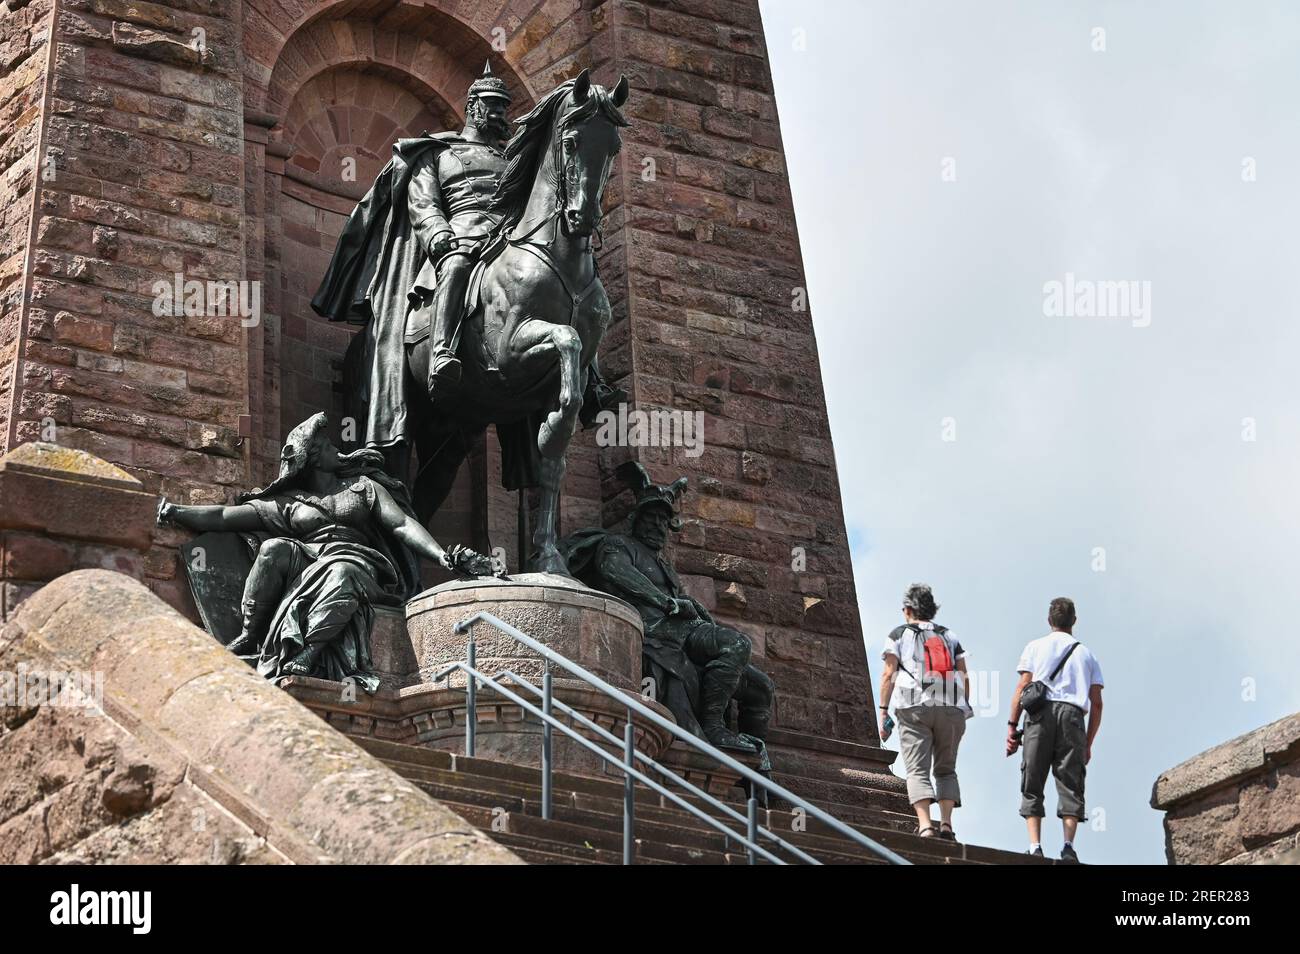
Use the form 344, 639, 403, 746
639, 530, 666, 550
473, 113, 510, 143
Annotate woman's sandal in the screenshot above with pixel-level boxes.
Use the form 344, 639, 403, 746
918, 825, 938, 838
939, 823, 957, 841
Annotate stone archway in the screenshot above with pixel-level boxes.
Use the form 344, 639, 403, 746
266, 53, 453, 440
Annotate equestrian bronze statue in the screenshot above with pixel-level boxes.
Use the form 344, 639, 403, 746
313, 66, 629, 576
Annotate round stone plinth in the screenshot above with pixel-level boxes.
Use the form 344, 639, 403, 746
403, 575, 674, 776
405, 573, 644, 692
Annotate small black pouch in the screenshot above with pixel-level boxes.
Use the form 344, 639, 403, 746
1020, 641, 1078, 716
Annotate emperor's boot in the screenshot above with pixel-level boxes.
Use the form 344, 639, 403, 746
736, 671, 775, 805
226, 598, 272, 657
697, 658, 754, 752
427, 257, 471, 397
737, 699, 772, 743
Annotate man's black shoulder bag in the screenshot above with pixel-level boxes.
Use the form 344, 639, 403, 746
1019, 641, 1079, 716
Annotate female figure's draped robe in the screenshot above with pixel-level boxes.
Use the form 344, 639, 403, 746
245, 476, 415, 692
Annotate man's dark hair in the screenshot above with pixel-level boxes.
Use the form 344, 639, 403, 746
902, 583, 939, 621
1048, 597, 1077, 630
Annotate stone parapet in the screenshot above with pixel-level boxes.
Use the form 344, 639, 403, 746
1151, 712, 1300, 864
0, 443, 157, 620
0, 569, 521, 864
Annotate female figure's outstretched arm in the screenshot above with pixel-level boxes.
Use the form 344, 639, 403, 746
371, 482, 497, 576
158, 499, 263, 533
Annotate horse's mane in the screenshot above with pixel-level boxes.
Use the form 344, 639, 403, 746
490, 78, 629, 231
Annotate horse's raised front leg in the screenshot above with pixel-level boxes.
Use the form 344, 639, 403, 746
504, 317, 584, 459
531, 453, 568, 575
536, 322, 583, 459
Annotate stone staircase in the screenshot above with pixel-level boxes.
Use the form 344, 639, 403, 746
355, 737, 1054, 865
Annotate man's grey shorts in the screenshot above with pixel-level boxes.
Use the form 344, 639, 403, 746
1020, 700, 1087, 819
896, 705, 966, 806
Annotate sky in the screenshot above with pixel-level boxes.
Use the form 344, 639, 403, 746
760, 0, 1300, 864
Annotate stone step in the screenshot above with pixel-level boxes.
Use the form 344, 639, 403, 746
491, 843, 589, 865
769, 771, 913, 817
485, 830, 674, 865
356, 736, 915, 836
395, 761, 940, 864
358, 738, 1053, 865
388, 753, 918, 843
354, 735, 910, 813
427, 778, 937, 864
490, 811, 918, 865
381, 756, 1047, 865
471, 783, 1022, 864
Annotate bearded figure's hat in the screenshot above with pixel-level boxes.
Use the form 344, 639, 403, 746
468, 61, 512, 104
616, 461, 688, 531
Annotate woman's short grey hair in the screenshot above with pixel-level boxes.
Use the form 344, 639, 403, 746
902, 583, 939, 620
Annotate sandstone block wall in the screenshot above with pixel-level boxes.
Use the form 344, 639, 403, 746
1151, 712, 1300, 864
0, 441, 156, 621
1, 0, 56, 449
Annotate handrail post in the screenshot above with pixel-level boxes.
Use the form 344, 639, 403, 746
541, 667, 553, 820
747, 797, 758, 865
465, 628, 477, 758
623, 715, 635, 865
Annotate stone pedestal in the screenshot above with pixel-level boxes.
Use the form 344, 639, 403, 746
405, 573, 644, 690
392, 573, 677, 777
657, 741, 760, 797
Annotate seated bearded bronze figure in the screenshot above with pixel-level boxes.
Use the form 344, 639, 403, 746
563, 463, 774, 756
157, 413, 496, 691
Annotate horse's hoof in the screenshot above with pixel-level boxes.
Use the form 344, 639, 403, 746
528, 548, 570, 576
539, 410, 577, 457
538, 417, 561, 456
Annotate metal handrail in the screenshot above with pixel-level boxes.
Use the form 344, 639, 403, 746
490, 666, 820, 864
441, 661, 790, 864
438, 610, 909, 865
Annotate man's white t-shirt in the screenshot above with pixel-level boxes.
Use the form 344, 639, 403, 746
1016, 631, 1104, 713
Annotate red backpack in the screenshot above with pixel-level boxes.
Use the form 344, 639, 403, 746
890, 624, 957, 688
921, 628, 956, 680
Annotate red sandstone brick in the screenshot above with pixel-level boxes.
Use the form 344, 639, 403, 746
1, 531, 76, 581
52, 311, 114, 351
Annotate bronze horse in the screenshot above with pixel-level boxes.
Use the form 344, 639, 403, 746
351, 70, 629, 576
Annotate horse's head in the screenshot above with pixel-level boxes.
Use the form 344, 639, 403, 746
491, 70, 631, 241
552, 69, 629, 238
